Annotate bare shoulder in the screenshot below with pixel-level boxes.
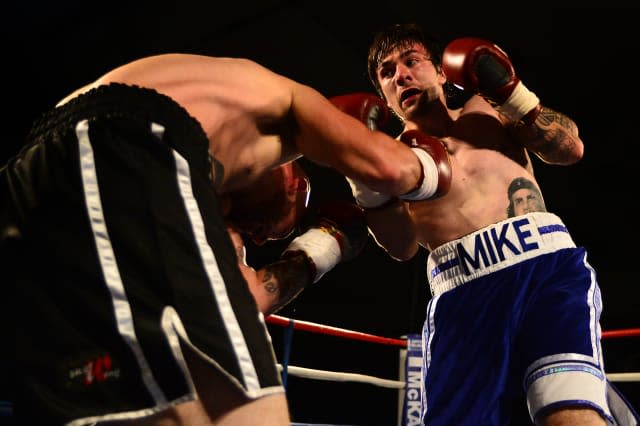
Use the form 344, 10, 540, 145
96, 54, 278, 86
459, 94, 501, 119
57, 54, 293, 107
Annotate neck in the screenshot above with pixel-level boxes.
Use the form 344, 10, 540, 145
402, 100, 458, 137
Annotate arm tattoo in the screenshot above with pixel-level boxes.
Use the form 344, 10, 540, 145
261, 253, 314, 312
520, 106, 580, 164
262, 270, 278, 294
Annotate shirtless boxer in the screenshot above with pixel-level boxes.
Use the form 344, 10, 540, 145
349, 23, 640, 425
0, 53, 450, 425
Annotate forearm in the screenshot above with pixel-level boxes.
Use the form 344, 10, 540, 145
291, 88, 422, 195
365, 201, 419, 261
228, 224, 312, 315
253, 253, 313, 316
510, 106, 584, 165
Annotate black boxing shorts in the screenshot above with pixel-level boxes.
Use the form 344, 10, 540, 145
0, 83, 283, 425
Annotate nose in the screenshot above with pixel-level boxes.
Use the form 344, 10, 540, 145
394, 63, 412, 86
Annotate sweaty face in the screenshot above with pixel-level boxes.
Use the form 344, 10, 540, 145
376, 43, 446, 121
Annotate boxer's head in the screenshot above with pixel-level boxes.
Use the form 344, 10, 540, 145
367, 23, 444, 98
225, 161, 310, 245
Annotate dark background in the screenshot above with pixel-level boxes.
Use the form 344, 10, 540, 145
4, 1, 639, 424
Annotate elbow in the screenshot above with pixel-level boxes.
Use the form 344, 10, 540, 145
562, 137, 584, 165
536, 135, 585, 166
371, 234, 419, 262
562, 123, 584, 165
572, 139, 585, 164
385, 244, 419, 262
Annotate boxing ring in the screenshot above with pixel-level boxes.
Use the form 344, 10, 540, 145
264, 314, 640, 426
0, 317, 638, 423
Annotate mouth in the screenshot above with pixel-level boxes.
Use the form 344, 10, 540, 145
400, 88, 422, 107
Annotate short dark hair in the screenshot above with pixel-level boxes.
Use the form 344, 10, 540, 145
507, 177, 539, 200
367, 23, 444, 97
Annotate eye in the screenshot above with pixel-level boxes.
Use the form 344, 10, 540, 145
379, 66, 394, 79
406, 55, 423, 67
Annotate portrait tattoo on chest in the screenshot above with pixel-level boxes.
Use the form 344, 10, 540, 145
506, 177, 547, 217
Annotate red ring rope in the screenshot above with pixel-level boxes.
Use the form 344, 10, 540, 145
266, 314, 406, 347
266, 315, 640, 347
602, 328, 640, 339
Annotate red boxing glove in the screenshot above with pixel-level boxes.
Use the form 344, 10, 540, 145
330, 92, 390, 131
283, 201, 368, 283
442, 37, 541, 125
398, 130, 452, 200
226, 161, 310, 245
332, 93, 395, 208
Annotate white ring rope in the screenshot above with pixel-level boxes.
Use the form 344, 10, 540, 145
606, 373, 640, 382
277, 364, 639, 387
277, 364, 405, 389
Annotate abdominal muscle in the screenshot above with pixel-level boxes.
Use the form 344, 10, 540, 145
408, 144, 540, 251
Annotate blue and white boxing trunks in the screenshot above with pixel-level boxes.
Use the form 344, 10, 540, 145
421, 212, 639, 425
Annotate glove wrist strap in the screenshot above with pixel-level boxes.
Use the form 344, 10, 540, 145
399, 148, 439, 201
496, 81, 540, 124
283, 228, 341, 283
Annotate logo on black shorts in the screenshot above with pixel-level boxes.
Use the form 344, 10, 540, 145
65, 353, 121, 388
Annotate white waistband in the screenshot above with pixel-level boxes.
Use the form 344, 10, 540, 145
427, 212, 576, 297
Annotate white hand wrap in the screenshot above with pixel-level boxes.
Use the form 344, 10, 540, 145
399, 148, 439, 201
496, 81, 540, 122
283, 228, 341, 283
346, 176, 392, 208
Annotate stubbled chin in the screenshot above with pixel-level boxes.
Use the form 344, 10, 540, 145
402, 103, 418, 120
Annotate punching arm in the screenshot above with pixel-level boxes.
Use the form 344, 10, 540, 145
330, 93, 452, 208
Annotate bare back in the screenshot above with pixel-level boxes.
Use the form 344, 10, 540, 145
407, 95, 541, 250
58, 54, 302, 193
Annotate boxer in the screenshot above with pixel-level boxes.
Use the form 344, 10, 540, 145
1, 52, 449, 425
359, 23, 640, 425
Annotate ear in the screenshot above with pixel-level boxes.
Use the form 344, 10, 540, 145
436, 65, 447, 86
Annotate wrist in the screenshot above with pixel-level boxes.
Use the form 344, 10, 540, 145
283, 228, 342, 283
399, 148, 439, 201
495, 81, 540, 124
